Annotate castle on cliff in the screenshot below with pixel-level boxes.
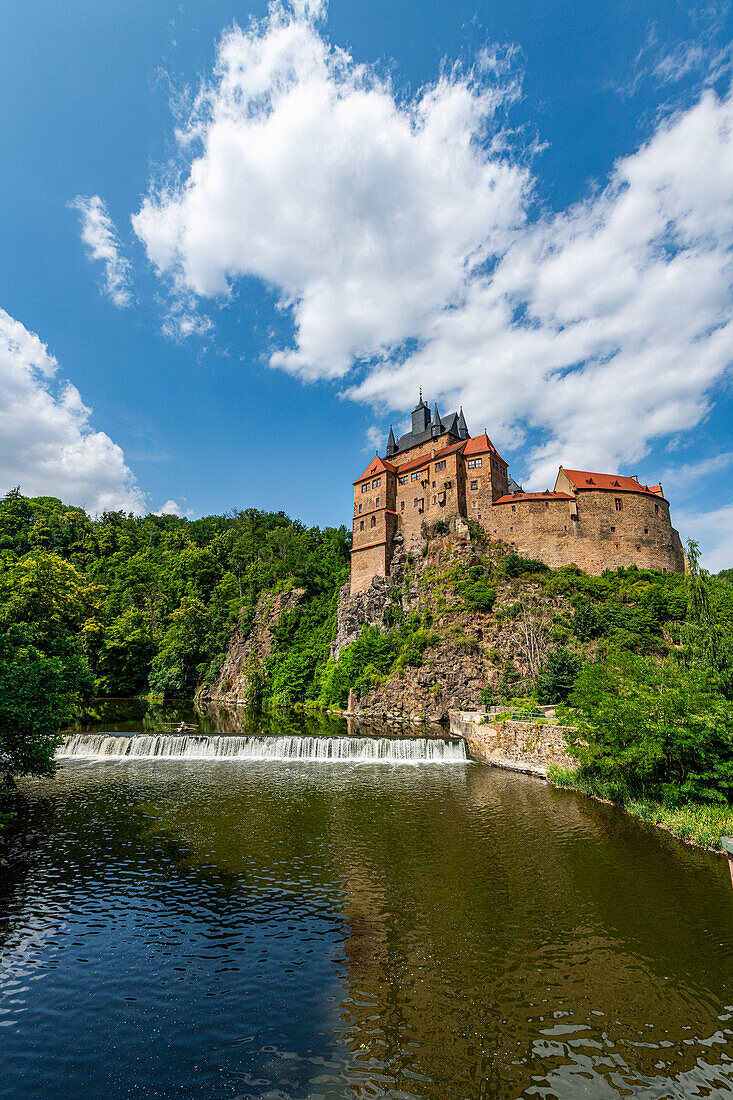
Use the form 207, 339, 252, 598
350, 393, 685, 594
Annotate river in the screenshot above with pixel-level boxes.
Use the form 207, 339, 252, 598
1, 700, 732, 1098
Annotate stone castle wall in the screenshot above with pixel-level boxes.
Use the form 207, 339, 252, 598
490, 488, 684, 573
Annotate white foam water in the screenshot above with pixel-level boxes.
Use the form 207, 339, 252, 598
56, 732, 468, 764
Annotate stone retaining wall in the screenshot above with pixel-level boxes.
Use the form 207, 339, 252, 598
449, 711, 576, 776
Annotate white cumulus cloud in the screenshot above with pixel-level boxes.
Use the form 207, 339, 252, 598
134, 2, 733, 500
0, 308, 145, 514
71, 195, 133, 307
133, 1, 527, 373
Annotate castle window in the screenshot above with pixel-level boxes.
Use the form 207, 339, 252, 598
564, 525, 567, 532
411, 471, 420, 481
398, 474, 408, 485
361, 483, 369, 493
471, 480, 478, 490
371, 516, 376, 528
376, 496, 380, 506
615, 498, 623, 511
358, 503, 362, 513
359, 520, 364, 531
510, 526, 514, 533
644, 527, 649, 535
400, 501, 405, 511
610, 526, 615, 533
372, 477, 381, 488
467, 458, 482, 469
414, 498, 419, 507
435, 460, 446, 472
655, 503, 659, 515
545, 502, 549, 508
433, 495, 437, 504
511, 505, 516, 512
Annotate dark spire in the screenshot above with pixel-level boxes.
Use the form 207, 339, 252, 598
386, 425, 397, 456
431, 402, 442, 437
411, 390, 430, 434
457, 406, 469, 440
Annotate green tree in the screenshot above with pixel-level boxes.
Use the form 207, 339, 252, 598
563, 650, 733, 804
0, 642, 94, 824
537, 648, 582, 704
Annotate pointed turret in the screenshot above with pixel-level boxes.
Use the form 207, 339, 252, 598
431, 403, 442, 437
457, 406, 469, 440
411, 390, 431, 434
386, 425, 397, 456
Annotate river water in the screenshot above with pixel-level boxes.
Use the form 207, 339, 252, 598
1, 701, 733, 1099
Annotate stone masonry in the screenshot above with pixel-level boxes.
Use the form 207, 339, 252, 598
350, 393, 685, 594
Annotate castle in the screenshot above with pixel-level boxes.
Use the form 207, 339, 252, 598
350, 394, 685, 594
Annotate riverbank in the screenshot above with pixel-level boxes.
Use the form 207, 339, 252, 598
447, 709, 733, 854
548, 765, 733, 852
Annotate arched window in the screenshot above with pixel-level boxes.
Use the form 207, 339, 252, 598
371, 515, 376, 528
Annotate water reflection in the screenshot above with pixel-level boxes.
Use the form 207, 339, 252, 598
1, 702, 732, 1099
65, 697, 447, 742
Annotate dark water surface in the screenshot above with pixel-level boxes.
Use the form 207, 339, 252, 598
2, 708, 733, 1098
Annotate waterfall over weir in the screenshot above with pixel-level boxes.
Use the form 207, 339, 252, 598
57, 732, 468, 764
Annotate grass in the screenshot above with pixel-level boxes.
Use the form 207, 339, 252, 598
548, 765, 733, 851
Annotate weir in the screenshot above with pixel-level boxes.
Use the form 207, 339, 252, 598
57, 732, 469, 764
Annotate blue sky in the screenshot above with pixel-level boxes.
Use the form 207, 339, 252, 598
1, 0, 732, 566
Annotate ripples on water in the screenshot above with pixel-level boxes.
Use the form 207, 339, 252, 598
1, 747, 733, 1098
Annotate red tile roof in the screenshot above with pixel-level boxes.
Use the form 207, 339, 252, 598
463, 433, 504, 462
493, 491, 574, 505
355, 433, 505, 483
561, 468, 665, 498
353, 455, 396, 484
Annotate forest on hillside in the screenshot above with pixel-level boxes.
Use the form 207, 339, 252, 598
1, 487, 733, 841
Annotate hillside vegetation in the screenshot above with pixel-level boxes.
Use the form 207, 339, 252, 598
2, 489, 733, 845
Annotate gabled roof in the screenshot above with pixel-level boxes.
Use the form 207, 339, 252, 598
493, 491, 573, 505
463, 433, 505, 464
353, 455, 396, 485
561, 468, 666, 498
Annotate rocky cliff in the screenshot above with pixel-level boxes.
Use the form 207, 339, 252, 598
196, 585, 306, 707
336, 529, 569, 721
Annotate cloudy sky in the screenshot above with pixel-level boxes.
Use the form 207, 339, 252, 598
2, 0, 733, 565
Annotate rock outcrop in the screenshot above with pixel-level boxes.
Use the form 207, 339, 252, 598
336, 530, 571, 721
197, 586, 305, 707
331, 574, 397, 659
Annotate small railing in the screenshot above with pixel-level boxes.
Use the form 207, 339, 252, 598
492, 709, 549, 724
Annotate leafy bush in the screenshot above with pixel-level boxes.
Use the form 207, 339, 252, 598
503, 553, 549, 577
537, 647, 582, 704
562, 649, 733, 804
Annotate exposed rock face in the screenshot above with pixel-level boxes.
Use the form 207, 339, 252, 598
347, 646, 490, 721
339, 531, 569, 722
331, 575, 397, 659
197, 586, 305, 707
